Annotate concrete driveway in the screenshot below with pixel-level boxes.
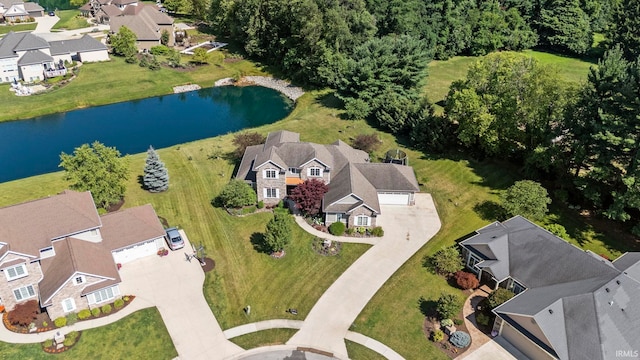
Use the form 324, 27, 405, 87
33, 15, 59, 33
287, 194, 441, 359
459, 337, 529, 360
118, 230, 243, 360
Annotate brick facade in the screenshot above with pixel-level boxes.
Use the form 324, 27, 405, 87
45, 274, 110, 320
0, 255, 42, 312
346, 206, 377, 228
255, 165, 286, 205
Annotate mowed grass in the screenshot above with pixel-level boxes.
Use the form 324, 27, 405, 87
346, 340, 387, 360
0, 87, 632, 358
0, 23, 37, 34
230, 328, 299, 349
52, 10, 90, 30
0, 308, 176, 359
0, 55, 266, 122
425, 50, 595, 114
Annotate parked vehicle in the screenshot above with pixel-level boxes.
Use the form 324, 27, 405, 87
165, 227, 185, 250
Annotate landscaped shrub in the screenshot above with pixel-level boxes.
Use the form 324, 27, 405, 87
78, 309, 91, 320
216, 179, 257, 208
66, 312, 78, 326
431, 247, 463, 275
357, 226, 366, 235
7, 300, 38, 326
436, 293, 462, 320
352, 133, 382, 154
454, 271, 479, 290
453, 318, 463, 326
91, 307, 101, 317
150, 45, 170, 55
67, 331, 79, 342
54, 316, 67, 328
487, 288, 516, 309
328, 222, 346, 236
449, 331, 471, 348
346, 227, 356, 236
257, 200, 264, 209
123, 296, 130, 302
475, 312, 491, 327
101, 304, 112, 314
440, 319, 454, 327
43, 321, 49, 327
114, 299, 124, 309
43, 339, 53, 348
370, 226, 384, 237
431, 329, 444, 342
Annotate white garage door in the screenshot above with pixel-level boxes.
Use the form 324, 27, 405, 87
378, 192, 410, 205
112, 239, 159, 264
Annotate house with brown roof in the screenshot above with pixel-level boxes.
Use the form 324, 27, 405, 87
0, 190, 166, 320
109, 4, 174, 50
460, 216, 640, 360
236, 130, 420, 228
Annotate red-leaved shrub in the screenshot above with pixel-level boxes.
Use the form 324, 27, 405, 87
455, 271, 479, 290
8, 300, 39, 326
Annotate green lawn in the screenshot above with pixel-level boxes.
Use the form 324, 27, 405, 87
425, 50, 595, 114
0, 308, 177, 359
230, 329, 298, 349
52, 10, 90, 30
346, 340, 387, 360
0, 54, 265, 123
0, 23, 37, 34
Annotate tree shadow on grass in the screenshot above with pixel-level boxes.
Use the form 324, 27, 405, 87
316, 91, 343, 110
419, 296, 438, 317
473, 200, 507, 222
250, 232, 271, 254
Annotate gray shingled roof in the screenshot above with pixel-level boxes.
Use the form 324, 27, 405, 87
354, 163, 419, 192
264, 130, 299, 149
17, 49, 53, 65
466, 217, 640, 360
324, 163, 380, 213
49, 34, 107, 55
13, 32, 49, 51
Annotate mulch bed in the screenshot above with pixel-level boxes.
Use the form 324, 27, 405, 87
422, 309, 471, 359
200, 257, 215, 272
106, 198, 125, 212
2, 311, 53, 334
311, 237, 342, 256
271, 250, 286, 259
41, 331, 82, 354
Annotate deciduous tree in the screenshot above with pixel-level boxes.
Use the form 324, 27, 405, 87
501, 180, 551, 221
59, 142, 130, 209
110, 26, 138, 61
232, 131, 266, 160
289, 179, 329, 216
216, 179, 257, 208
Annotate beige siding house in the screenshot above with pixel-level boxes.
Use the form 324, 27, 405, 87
236, 131, 420, 228
0, 191, 166, 319
109, 4, 174, 51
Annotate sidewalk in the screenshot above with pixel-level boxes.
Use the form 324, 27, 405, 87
293, 216, 380, 245
287, 194, 441, 359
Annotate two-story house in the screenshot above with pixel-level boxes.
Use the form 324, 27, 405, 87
460, 216, 640, 360
236, 131, 420, 228
0, 190, 166, 320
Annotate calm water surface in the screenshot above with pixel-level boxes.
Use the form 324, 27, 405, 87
0, 86, 292, 183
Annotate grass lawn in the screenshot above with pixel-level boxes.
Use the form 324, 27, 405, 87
0, 54, 265, 123
346, 340, 387, 360
0, 23, 37, 34
0, 308, 177, 359
425, 50, 595, 114
52, 10, 90, 30
230, 329, 298, 349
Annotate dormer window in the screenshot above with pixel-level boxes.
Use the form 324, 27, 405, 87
289, 167, 300, 174
308, 167, 322, 177
264, 169, 278, 179
4, 263, 28, 281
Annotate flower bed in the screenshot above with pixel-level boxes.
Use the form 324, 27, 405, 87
41, 330, 81, 353
311, 237, 342, 256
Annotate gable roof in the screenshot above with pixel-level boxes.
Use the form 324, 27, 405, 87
354, 163, 419, 192
49, 35, 107, 55
0, 32, 48, 59
17, 49, 52, 65
23, 2, 43, 12
39, 237, 120, 305
0, 190, 101, 256
110, 4, 173, 41
99, 204, 165, 251
323, 163, 380, 213
463, 217, 640, 360
98, 4, 121, 17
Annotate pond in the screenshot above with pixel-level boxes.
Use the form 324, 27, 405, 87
0, 86, 293, 183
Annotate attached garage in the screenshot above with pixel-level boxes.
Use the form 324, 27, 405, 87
112, 237, 164, 264
378, 192, 412, 205
500, 322, 553, 360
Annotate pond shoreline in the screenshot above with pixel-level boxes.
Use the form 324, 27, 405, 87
215, 76, 305, 101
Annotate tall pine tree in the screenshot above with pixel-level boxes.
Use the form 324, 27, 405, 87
143, 146, 169, 192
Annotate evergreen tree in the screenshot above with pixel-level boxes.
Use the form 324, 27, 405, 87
537, 0, 593, 55
264, 211, 292, 253
143, 146, 169, 192
607, 0, 640, 61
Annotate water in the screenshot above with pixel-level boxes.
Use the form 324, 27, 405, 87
0, 86, 293, 183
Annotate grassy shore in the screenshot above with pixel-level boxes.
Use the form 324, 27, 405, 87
0, 308, 177, 359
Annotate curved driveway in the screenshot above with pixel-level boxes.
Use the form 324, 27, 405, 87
287, 194, 441, 359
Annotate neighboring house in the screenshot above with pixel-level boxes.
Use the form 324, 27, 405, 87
109, 4, 174, 50
460, 216, 640, 360
0, 190, 167, 320
1, 2, 43, 22
0, 32, 109, 83
95, 4, 121, 24
236, 130, 420, 228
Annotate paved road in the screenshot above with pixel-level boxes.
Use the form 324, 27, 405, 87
287, 194, 441, 359
119, 231, 244, 360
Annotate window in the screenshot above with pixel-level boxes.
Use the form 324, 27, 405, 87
309, 167, 322, 177
93, 287, 115, 304
265, 188, 279, 198
288, 167, 300, 174
468, 254, 481, 274
74, 276, 85, 285
264, 169, 277, 179
4, 264, 27, 281
62, 298, 76, 313
40, 246, 55, 259
13, 285, 35, 301
356, 215, 370, 226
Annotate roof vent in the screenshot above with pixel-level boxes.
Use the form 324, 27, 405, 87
548, 309, 553, 314
609, 301, 614, 306
616, 280, 621, 285
605, 288, 610, 293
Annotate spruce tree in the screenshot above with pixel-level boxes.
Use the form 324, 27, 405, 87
143, 146, 169, 192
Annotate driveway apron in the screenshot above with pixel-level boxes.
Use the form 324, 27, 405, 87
287, 194, 441, 359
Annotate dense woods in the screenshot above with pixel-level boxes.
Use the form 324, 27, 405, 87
209, 0, 640, 234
